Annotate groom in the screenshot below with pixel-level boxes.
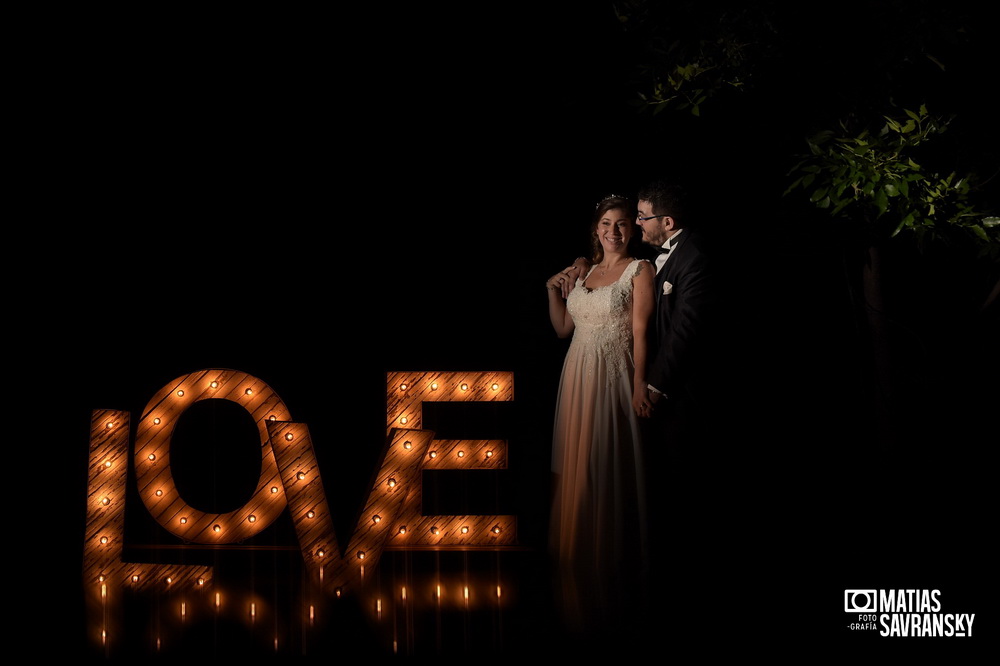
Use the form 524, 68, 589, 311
632, 180, 714, 446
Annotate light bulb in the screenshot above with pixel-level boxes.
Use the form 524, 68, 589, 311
105, 421, 114, 429
372, 514, 381, 524
155, 489, 163, 496
306, 510, 315, 519
460, 383, 469, 391
213, 524, 221, 532
176, 390, 184, 397
492, 525, 502, 534
268, 415, 277, 421
431, 382, 439, 390
399, 416, 408, 424
210, 381, 219, 389
180, 517, 187, 524
491, 382, 499, 390
430, 526, 440, 535
148, 453, 156, 461
101, 497, 111, 506
387, 478, 397, 488
248, 515, 256, 523
197, 578, 205, 586
317, 548, 325, 558
429, 451, 437, 459
398, 525, 407, 534
400, 383, 408, 391
285, 432, 294, 441
271, 486, 278, 494
403, 441, 412, 450
153, 417, 161, 425
245, 388, 253, 396
461, 525, 469, 534
357, 550, 365, 560
457, 451, 465, 458
486, 450, 494, 458
100, 536, 108, 544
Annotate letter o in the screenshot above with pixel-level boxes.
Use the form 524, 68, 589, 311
134, 369, 290, 543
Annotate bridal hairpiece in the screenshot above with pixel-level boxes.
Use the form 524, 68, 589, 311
595, 194, 627, 209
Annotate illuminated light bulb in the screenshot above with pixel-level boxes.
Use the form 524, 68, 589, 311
436, 585, 442, 599
430, 382, 438, 390
155, 489, 163, 496
486, 450, 494, 458
372, 514, 381, 524
317, 548, 325, 558
461, 525, 469, 534
271, 486, 279, 494
100, 536, 108, 544
153, 417, 161, 425
497, 585, 502, 598
215, 592, 221, 608
335, 588, 342, 598
491, 382, 500, 391
430, 526, 440, 535
268, 414, 277, 422
245, 388, 253, 396
357, 550, 365, 560
197, 578, 205, 586
104, 461, 112, 468
105, 421, 114, 429
399, 416, 408, 424
98, 574, 106, 582
148, 453, 156, 461
491, 525, 502, 534
213, 524, 221, 532
460, 383, 469, 391
250, 602, 256, 617
306, 510, 315, 519
429, 451, 437, 459
180, 517, 187, 524
132, 574, 139, 583
386, 478, 397, 488
457, 450, 465, 458
402, 440, 412, 450
176, 390, 184, 397
297, 471, 306, 480
464, 586, 469, 601
210, 381, 219, 389
165, 577, 172, 585
248, 515, 256, 523
399, 383, 408, 391
285, 432, 294, 441
101, 497, 111, 506
398, 525, 407, 535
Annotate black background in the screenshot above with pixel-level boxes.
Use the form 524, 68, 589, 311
24, 3, 998, 658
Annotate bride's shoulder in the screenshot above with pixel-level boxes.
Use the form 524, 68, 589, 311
631, 258, 653, 273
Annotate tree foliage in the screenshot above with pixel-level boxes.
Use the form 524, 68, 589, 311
785, 106, 999, 257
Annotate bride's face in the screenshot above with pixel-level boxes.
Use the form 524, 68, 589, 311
596, 208, 633, 254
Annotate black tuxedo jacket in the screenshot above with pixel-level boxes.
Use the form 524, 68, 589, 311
647, 230, 714, 400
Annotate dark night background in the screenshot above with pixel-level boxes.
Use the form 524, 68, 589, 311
23, 2, 997, 658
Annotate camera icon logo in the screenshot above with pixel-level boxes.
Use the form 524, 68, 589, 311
844, 589, 878, 613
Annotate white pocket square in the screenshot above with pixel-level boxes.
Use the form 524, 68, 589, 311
662, 280, 673, 295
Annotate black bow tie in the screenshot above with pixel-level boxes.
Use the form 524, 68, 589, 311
656, 246, 671, 255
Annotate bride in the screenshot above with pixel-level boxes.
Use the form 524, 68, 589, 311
545, 195, 654, 620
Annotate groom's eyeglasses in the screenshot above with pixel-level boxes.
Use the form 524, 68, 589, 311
637, 214, 668, 222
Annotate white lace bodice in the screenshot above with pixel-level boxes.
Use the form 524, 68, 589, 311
565, 259, 646, 384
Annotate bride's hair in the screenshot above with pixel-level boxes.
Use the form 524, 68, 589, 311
590, 195, 636, 263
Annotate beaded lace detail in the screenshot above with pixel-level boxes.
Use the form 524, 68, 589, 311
565, 259, 647, 386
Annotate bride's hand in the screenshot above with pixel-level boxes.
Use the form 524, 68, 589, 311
633, 385, 653, 418
547, 266, 578, 298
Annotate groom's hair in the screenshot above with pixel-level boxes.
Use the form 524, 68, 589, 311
637, 181, 688, 226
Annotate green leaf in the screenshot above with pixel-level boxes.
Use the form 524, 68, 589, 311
901, 120, 916, 133
817, 196, 831, 209
875, 188, 888, 216
983, 217, 1000, 228
810, 187, 829, 203
802, 174, 815, 188
905, 109, 922, 122
884, 183, 899, 197
971, 225, 989, 241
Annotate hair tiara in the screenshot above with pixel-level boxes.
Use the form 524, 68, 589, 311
595, 193, 628, 209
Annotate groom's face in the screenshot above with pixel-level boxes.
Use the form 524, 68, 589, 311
636, 199, 671, 247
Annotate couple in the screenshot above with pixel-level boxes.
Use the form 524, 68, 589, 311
546, 181, 712, 621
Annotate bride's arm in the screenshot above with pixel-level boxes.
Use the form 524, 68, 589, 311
546, 270, 576, 338
631, 261, 655, 416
